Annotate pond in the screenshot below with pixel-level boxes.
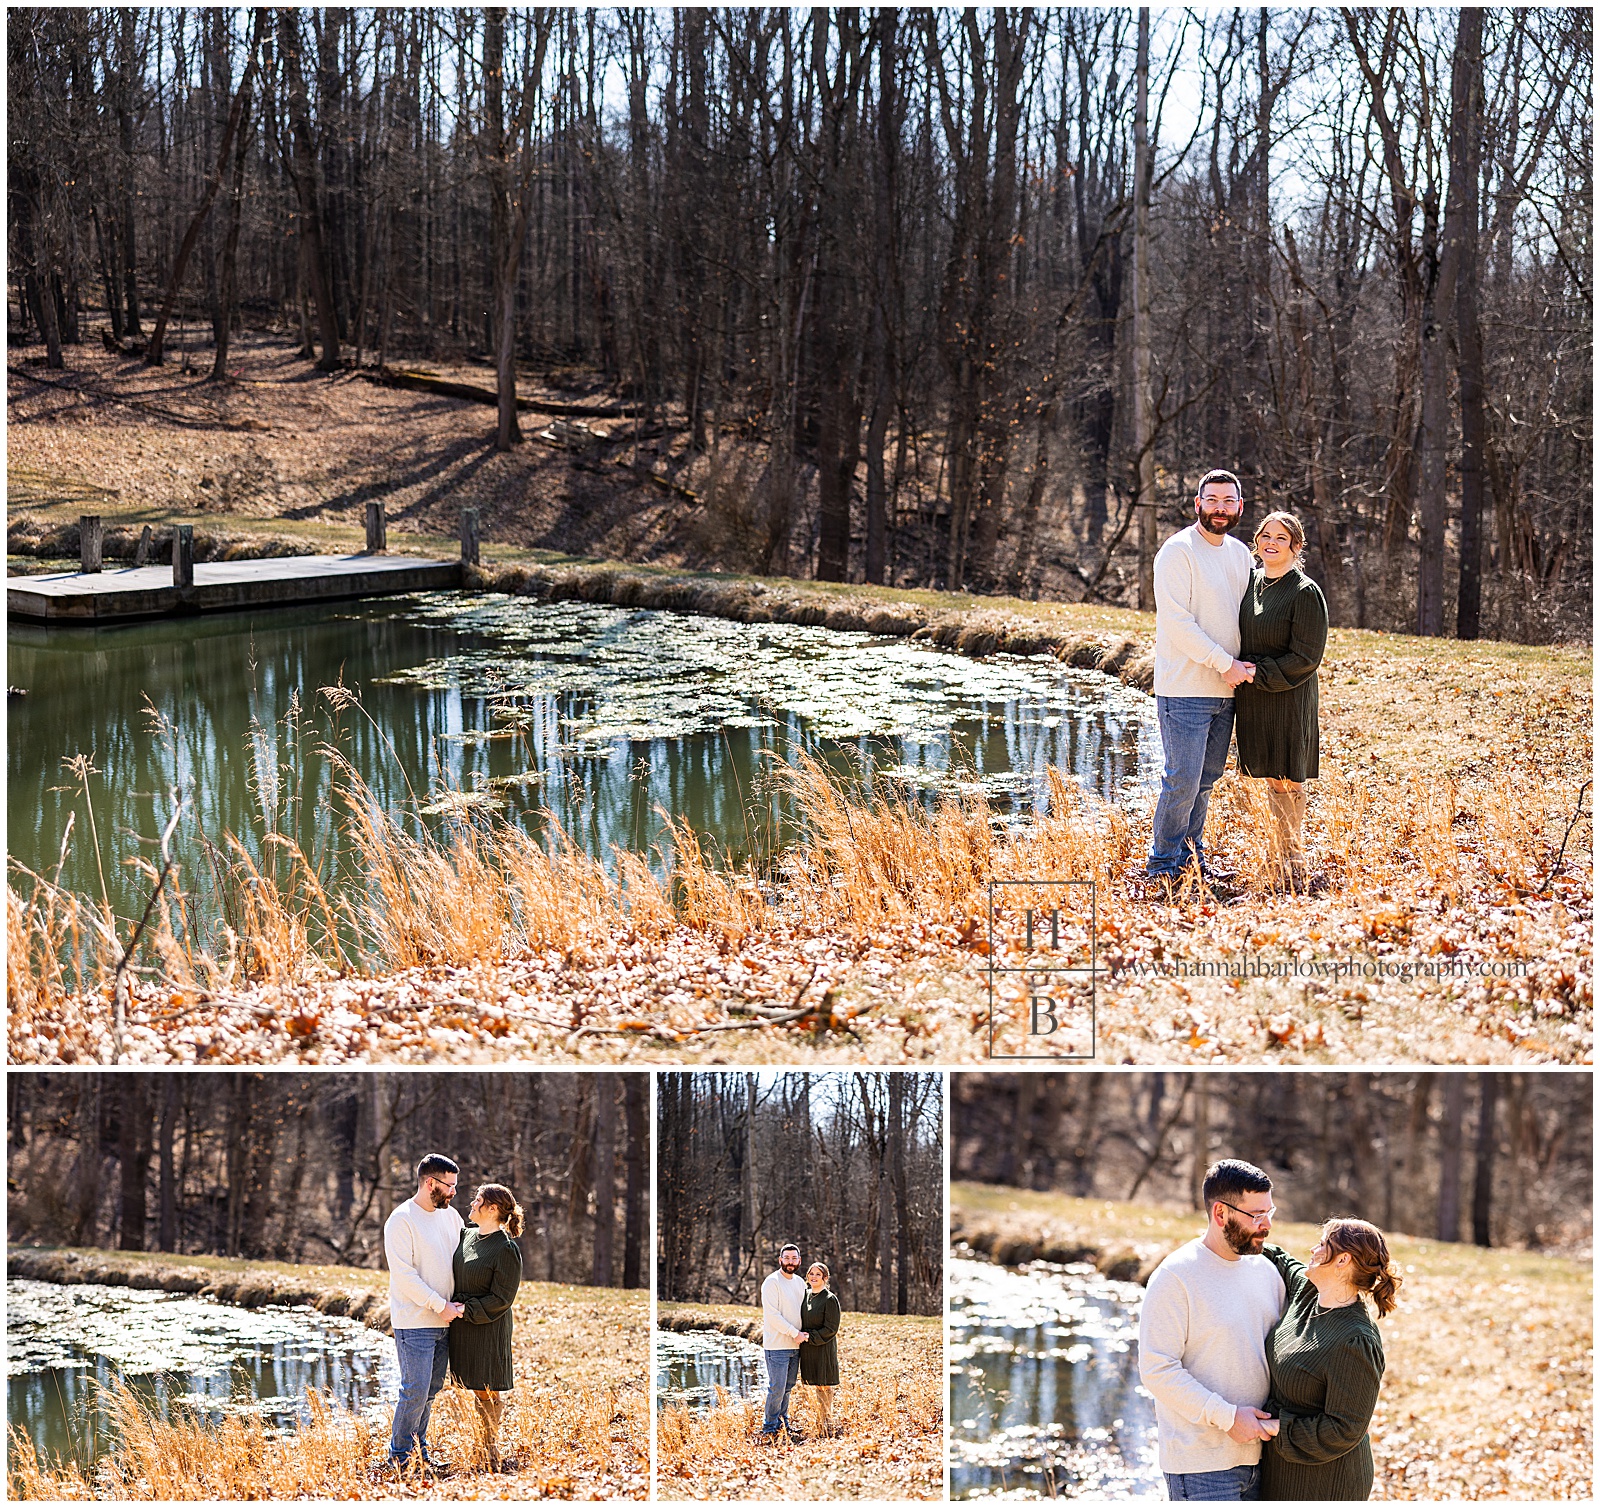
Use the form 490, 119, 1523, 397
5, 1278, 398, 1470
655, 1329, 766, 1414
948, 1255, 1160, 1500
7, 593, 1159, 926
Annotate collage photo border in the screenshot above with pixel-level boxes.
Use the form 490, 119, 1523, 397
7, 1061, 1590, 1505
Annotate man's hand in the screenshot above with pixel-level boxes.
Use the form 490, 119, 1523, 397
1224, 659, 1256, 688
443, 1301, 466, 1320
797, 1332, 808, 1343
1226, 1406, 1275, 1444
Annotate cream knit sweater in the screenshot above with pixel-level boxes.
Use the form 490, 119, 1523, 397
1138, 1237, 1286, 1475
384, 1195, 465, 1331
1152, 524, 1255, 698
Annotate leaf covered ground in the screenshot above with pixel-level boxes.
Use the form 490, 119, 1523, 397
656, 1305, 943, 1501
950, 1185, 1593, 1501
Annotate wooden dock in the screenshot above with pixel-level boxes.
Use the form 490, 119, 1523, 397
8, 553, 462, 624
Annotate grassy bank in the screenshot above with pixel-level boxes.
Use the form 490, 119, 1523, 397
950, 1184, 1593, 1501
7, 1247, 647, 1500
655, 1304, 942, 1501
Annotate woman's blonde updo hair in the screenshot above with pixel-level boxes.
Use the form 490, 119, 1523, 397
1322, 1218, 1400, 1318
475, 1182, 525, 1239
1252, 509, 1307, 556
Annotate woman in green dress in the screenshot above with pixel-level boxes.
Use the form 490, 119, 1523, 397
797, 1261, 842, 1438
449, 1183, 525, 1473
1234, 510, 1330, 889
1261, 1219, 1400, 1500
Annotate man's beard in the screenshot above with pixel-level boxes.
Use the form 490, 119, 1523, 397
1200, 510, 1237, 535
430, 1187, 453, 1210
1224, 1217, 1267, 1255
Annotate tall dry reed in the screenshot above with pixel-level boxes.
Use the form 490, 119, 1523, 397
8, 708, 1581, 1027
9, 1376, 645, 1502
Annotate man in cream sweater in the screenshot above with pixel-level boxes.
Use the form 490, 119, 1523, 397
1145, 469, 1257, 884
758, 1242, 809, 1441
384, 1154, 466, 1475
1138, 1159, 1285, 1500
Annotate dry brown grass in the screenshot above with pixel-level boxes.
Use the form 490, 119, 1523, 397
655, 1306, 942, 1501
7, 1259, 648, 1501
950, 1184, 1592, 1501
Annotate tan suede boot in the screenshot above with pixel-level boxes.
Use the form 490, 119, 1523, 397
1287, 785, 1308, 882
474, 1391, 506, 1472
1266, 784, 1307, 889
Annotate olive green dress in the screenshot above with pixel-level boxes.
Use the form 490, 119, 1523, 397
447, 1225, 523, 1392
1261, 1244, 1385, 1501
797, 1287, 841, 1387
1234, 565, 1329, 782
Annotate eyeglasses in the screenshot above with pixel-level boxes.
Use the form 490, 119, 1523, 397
1216, 1199, 1275, 1227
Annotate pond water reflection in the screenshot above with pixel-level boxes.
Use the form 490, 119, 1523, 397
948, 1255, 1160, 1499
8, 594, 1159, 927
654, 1329, 766, 1414
5, 1278, 398, 1469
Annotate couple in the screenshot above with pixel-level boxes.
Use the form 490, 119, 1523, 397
1138, 1159, 1400, 1501
759, 1242, 843, 1441
1146, 469, 1330, 892
382, 1154, 526, 1477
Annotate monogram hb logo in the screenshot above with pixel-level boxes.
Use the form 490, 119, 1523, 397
985, 880, 1097, 1059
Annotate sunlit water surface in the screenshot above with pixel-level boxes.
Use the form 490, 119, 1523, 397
654, 1329, 767, 1414
6, 1278, 398, 1469
948, 1256, 1160, 1500
8, 594, 1160, 927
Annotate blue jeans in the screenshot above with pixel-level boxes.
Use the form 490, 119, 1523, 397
761, 1348, 801, 1434
1147, 696, 1235, 876
1164, 1464, 1261, 1500
389, 1326, 451, 1464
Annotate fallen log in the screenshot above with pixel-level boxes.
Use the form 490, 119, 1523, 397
360, 365, 636, 419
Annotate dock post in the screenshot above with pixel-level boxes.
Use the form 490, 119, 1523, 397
365, 501, 387, 554
461, 508, 480, 567
134, 524, 153, 565
173, 525, 195, 588
79, 515, 103, 574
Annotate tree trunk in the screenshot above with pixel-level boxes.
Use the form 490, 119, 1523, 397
118, 1076, 150, 1251
1415, 181, 1448, 637
1471, 1073, 1499, 1247
622, 1074, 646, 1288
117, 7, 143, 336
877, 1086, 893, 1315
591, 1076, 616, 1287
146, 9, 267, 368
278, 9, 341, 371
1436, 1074, 1465, 1241
210, 18, 253, 381
889, 1074, 909, 1313
1131, 8, 1157, 612
863, 8, 898, 585
483, 9, 553, 451
1190, 1075, 1210, 1208
157, 1077, 179, 1252
1449, 9, 1487, 638
742, 1075, 758, 1284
